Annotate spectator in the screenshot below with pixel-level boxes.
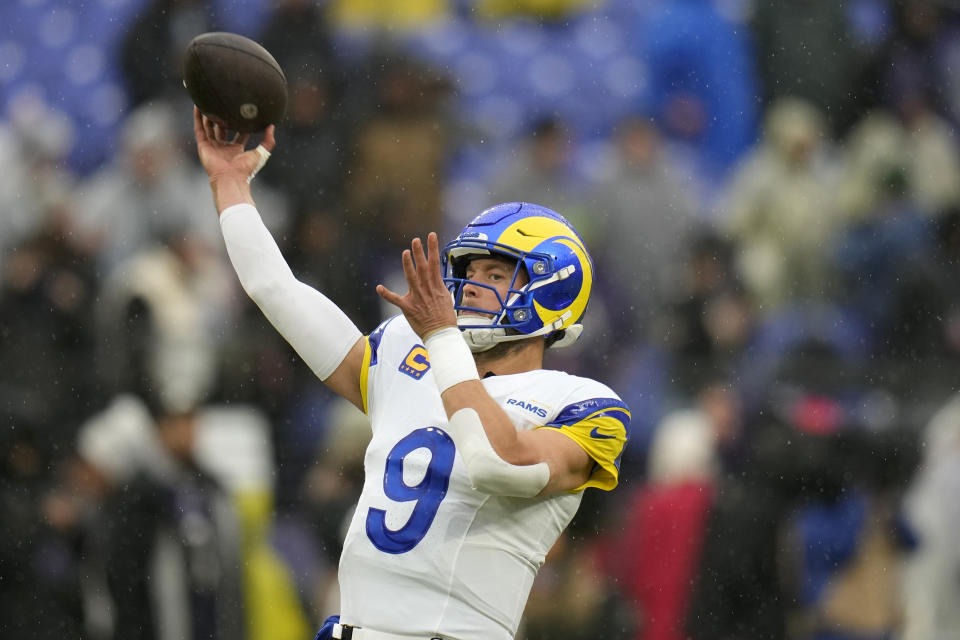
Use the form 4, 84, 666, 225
835, 109, 960, 223
299, 396, 371, 617
684, 385, 919, 640
483, 115, 616, 376
900, 100, 960, 218
258, 0, 349, 223
119, 0, 272, 108
0, 423, 87, 639
120, 0, 222, 109
606, 381, 739, 640
749, 0, 865, 135
636, 0, 759, 186
193, 403, 313, 640
523, 519, 636, 640
799, 490, 916, 640
487, 116, 594, 243
341, 53, 455, 326
834, 111, 914, 222
343, 54, 453, 237
77, 391, 246, 640
249, 36, 362, 325
654, 230, 754, 375
0, 210, 103, 443
73, 102, 228, 272
95, 234, 239, 408
0, 96, 77, 277
588, 115, 700, 345
258, 0, 339, 88
831, 127, 933, 353
901, 391, 960, 640
859, 0, 959, 125
721, 97, 840, 313
885, 207, 960, 359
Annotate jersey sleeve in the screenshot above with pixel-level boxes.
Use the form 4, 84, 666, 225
540, 395, 630, 492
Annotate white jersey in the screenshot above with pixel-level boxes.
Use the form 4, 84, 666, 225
338, 315, 630, 639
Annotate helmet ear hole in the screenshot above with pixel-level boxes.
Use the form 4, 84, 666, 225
544, 329, 566, 348
548, 324, 583, 348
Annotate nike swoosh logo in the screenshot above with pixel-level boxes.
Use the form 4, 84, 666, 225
590, 427, 615, 439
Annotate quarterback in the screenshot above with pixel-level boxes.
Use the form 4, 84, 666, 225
193, 109, 630, 640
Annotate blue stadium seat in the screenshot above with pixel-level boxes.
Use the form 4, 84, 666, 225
1, 0, 653, 178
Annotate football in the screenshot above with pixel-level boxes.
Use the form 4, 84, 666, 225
183, 31, 287, 133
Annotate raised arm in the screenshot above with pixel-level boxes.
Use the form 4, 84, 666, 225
193, 108, 366, 408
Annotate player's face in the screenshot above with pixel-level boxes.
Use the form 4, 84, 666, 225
461, 257, 528, 317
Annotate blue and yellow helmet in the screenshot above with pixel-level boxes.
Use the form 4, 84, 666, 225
442, 202, 594, 351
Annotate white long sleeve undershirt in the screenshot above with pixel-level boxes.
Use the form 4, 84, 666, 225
219, 203, 362, 380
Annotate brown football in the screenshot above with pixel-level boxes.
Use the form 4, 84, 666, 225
183, 32, 287, 133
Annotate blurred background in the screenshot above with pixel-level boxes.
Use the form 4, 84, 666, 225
2, 0, 960, 639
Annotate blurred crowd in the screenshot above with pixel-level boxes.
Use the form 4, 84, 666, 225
3, 0, 960, 639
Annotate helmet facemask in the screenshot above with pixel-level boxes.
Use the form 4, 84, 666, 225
443, 240, 582, 353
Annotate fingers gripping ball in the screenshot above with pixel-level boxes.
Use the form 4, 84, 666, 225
183, 32, 287, 133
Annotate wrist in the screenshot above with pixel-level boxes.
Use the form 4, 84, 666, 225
425, 326, 479, 394
209, 174, 254, 213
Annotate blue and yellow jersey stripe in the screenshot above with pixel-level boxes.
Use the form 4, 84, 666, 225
538, 397, 630, 491
360, 317, 393, 414
360, 338, 372, 414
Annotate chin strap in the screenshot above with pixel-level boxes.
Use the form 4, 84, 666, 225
459, 315, 584, 352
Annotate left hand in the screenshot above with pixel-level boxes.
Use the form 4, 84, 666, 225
377, 233, 458, 340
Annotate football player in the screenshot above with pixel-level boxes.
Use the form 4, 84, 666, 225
193, 109, 629, 640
